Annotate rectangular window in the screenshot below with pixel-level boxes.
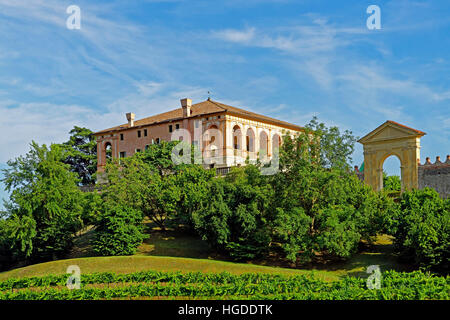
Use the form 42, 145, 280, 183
145, 145, 149, 150
144, 129, 147, 137
195, 120, 199, 128
138, 130, 141, 138
120, 133, 124, 141
156, 138, 160, 144
119, 151, 126, 158
169, 125, 173, 133
136, 149, 141, 153
175, 124, 180, 130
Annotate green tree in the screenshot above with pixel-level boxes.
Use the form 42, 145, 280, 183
61, 126, 97, 186
139, 140, 180, 175
192, 178, 232, 250
173, 164, 215, 228
271, 130, 387, 263
1, 142, 84, 261
388, 188, 449, 272
92, 204, 147, 256
306, 116, 358, 170
103, 142, 181, 231
192, 165, 273, 260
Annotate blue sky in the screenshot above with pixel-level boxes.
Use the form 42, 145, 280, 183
0, 0, 449, 207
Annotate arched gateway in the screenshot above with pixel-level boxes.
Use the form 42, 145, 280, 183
358, 121, 426, 192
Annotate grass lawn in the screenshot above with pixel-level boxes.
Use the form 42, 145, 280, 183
0, 221, 414, 282
0, 255, 337, 281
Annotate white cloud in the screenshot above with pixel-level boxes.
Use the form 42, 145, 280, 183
338, 65, 450, 103
213, 27, 256, 43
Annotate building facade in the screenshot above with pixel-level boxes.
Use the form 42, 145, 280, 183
94, 98, 304, 176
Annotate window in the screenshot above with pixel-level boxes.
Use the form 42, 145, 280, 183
145, 145, 149, 150
169, 125, 173, 133
120, 133, 124, 141
144, 129, 147, 137
119, 151, 126, 158
136, 149, 141, 153
138, 130, 141, 138
218, 115, 221, 119
156, 138, 160, 144
175, 124, 180, 130
195, 120, 199, 128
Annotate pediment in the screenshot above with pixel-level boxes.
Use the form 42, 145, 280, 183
358, 121, 425, 144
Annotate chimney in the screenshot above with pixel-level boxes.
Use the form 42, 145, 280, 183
181, 98, 192, 117
126, 112, 135, 127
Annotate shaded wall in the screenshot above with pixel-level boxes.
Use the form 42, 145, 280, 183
418, 156, 450, 199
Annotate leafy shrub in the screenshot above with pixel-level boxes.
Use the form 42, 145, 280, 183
388, 188, 449, 272
92, 205, 147, 256
192, 166, 272, 260
1, 270, 448, 300
383, 174, 401, 192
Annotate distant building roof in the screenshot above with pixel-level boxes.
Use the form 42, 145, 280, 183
95, 99, 303, 135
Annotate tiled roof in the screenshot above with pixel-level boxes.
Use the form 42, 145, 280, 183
95, 99, 303, 134
385, 120, 426, 135
358, 120, 426, 144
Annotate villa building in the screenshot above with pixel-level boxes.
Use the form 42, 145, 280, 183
94, 98, 304, 176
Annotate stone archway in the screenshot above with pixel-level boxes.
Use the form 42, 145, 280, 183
358, 121, 426, 192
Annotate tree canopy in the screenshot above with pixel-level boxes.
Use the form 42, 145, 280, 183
1, 142, 84, 262
61, 126, 97, 186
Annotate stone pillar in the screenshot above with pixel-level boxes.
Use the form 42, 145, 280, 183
97, 139, 103, 171
267, 129, 273, 157
254, 128, 260, 161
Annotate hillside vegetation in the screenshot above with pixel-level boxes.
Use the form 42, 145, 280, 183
1, 269, 448, 300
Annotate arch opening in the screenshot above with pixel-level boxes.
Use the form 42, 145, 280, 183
259, 131, 268, 156
105, 142, 112, 161
246, 128, 255, 153
232, 125, 241, 150
381, 155, 402, 192
272, 133, 281, 153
